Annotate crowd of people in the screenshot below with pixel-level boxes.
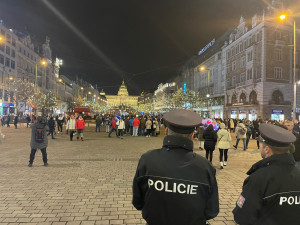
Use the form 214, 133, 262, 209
195, 118, 300, 169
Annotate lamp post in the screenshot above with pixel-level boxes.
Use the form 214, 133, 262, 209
280, 13, 297, 119
35, 60, 48, 89
58, 78, 66, 100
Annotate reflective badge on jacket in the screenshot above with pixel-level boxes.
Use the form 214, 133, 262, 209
237, 195, 245, 208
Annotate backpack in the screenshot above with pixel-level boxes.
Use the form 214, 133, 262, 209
35, 126, 45, 143
239, 127, 246, 135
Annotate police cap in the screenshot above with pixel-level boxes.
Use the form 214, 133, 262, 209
163, 109, 202, 134
257, 123, 296, 147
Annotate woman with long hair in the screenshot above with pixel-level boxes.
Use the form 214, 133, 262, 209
203, 124, 218, 163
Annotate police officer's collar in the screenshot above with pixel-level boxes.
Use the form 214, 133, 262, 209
163, 135, 193, 151
246, 153, 295, 175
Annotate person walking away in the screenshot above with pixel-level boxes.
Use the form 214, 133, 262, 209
95, 115, 102, 132
196, 124, 205, 150
6, 115, 10, 127
217, 123, 232, 169
154, 118, 160, 136
229, 119, 234, 133
245, 120, 253, 149
145, 118, 152, 137
26, 114, 31, 128
108, 117, 118, 138
233, 123, 300, 225
1, 116, 4, 127
117, 117, 125, 138
129, 117, 134, 135
124, 117, 130, 134
47, 116, 56, 139
293, 119, 300, 134
233, 123, 247, 150
76, 115, 85, 141
284, 120, 300, 169
132, 116, 140, 136
139, 117, 146, 136
28, 116, 49, 167
66, 115, 76, 141
57, 114, 64, 133
203, 124, 218, 163
14, 115, 18, 129
132, 109, 219, 225
105, 116, 111, 133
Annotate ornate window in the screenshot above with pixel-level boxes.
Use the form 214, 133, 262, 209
272, 90, 284, 105
232, 94, 237, 104
249, 91, 257, 104
240, 93, 246, 103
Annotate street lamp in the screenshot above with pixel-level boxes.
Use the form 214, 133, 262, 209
280, 13, 297, 119
35, 59, 48, 89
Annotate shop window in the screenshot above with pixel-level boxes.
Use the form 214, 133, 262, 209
272, 90, 284, 105
232, 94, 237, 104
240, 93, 246, 103
249, 91, 257, 104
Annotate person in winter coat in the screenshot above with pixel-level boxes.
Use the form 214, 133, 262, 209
203, 124, 218, 162
145, 118, 152, 137
108, 117, 118, 138
245, 120, 253, 149
6, 115, 10, 127
28, 116, 49, 167
196, 124, 205, 150
26, 115, 31, 128
132, 116, 140, 136
139, 117, 146, 136
284, 120, 300, 169
48, 116, 56, 139
95, 115, 102, 132
66, 115, 76, 141
217, 123, 232, 169
57, 114, 64, 133
233, 123, 247, 150
229, 119, 234, 133
152, 118, 159, 136
13, 115, 18, 129
117, 117, 125, 137
76, 115, 85, 141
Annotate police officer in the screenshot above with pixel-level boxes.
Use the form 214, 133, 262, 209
233, 123, 300, 225
132, 109, 219, 225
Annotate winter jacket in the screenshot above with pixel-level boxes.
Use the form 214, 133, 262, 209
117, 120, 125, 130
76, 118, 85, 130
30, 122, 49, 150
111, 119, 117, 129
66, 119, 76, 131
203, 130, 218, 151
235, 123, 247, 139
197, 127, 205, 141
153, 120, 159, 133
217, 128, 232, 149
140, 118, 146, 128
293, 133, 300, 161
133, 118, 140, 127
146, 120, 152, 129
96, 116, 102, 125
48, 118, 55, 131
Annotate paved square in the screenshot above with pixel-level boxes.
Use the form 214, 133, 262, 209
0, 124, 261, 225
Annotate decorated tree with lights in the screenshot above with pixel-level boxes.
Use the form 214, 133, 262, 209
164, 88, 203, 109
137, 103, 154, 113
10, 79, 36, 103
33, 90, 57, 114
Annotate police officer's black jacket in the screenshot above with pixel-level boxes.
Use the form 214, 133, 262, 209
132, 135, 219, 225
233, 153, 300, 225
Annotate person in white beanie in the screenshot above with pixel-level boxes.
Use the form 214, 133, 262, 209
217, 123, 232, 169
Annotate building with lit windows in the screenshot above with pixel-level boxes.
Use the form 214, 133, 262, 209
106, 81, 138, 108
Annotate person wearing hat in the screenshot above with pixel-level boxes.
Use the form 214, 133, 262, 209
233, 123, 300, 225
132, 109, 219, 225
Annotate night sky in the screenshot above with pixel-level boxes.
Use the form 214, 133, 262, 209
0, 0, 298, 95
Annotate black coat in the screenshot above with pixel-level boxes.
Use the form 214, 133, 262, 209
132, 135, 219, 225
233, 154, 300, 225
203, 130, 217, 151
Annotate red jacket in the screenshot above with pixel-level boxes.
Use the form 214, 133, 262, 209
76, 118, 85, 129
111, 119, 117, 129
133, 118, 140, 127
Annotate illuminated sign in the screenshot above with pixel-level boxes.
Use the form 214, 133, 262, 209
198, 39, 215, 56
183, 83, 187, 94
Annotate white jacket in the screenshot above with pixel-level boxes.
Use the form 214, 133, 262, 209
66, 119, 76, 130
217, 128, 232, 149
117, 120, 125, 129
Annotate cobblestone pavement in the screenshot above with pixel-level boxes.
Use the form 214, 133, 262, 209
0, 124, 261, 225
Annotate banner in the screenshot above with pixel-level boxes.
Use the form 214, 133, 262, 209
60, 102, 68, 112
17, 102, 26, 112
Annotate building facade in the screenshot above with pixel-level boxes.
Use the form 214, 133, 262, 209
106, 81, 138, 108
224, 2, 300, 120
